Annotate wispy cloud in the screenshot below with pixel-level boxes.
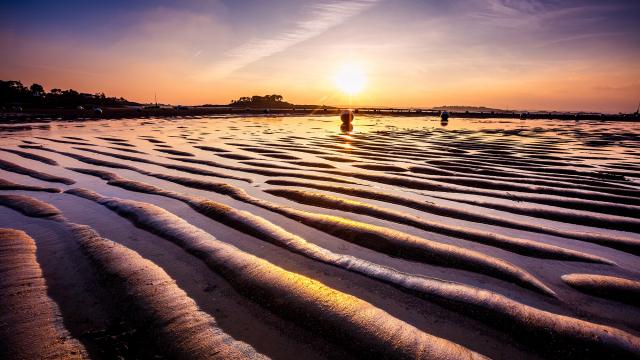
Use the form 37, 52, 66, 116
206, 0, 379, 78
533, 31, 628, 48
475, 0, 624, 28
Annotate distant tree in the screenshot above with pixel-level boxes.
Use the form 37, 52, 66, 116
229, 94, 288, 107
30, 83, 44, 96
1, 79, 139, 108
0, 80, 29, 105
63, 89, 79, 96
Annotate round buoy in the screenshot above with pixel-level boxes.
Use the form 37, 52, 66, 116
341, 109, 354, 123
440, 110, 449, 121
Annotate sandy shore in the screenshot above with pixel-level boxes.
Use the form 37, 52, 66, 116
1, 115, 639, 359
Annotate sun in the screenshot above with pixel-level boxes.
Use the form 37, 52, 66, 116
334, 63, 366, 95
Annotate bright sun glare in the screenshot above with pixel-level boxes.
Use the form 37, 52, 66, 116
334, 63, 366, 95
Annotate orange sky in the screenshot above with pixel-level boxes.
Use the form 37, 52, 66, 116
1, 1, 639, 112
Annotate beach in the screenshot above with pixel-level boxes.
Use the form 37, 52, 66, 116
1, 115, 639, 359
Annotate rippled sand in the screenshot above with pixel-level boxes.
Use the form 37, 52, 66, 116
1, 115, 639, 359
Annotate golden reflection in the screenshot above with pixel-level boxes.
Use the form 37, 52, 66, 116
338, 133, 354, 149
340, 123, 354, 134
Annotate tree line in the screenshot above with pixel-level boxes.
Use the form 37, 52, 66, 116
0, 80, 138, 108
229, 94, 293, 107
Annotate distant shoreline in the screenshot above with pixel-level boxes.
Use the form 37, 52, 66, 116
1, 106, 638, 124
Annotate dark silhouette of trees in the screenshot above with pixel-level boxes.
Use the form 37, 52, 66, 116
29, 83, 44, 96
0, 80, 138, 108
0, 81, 31, 104
229, 94, 292, 108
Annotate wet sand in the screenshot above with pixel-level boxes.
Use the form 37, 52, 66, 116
1, 115, 639, 359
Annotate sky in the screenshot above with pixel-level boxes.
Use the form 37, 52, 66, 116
1, 0, 639, 112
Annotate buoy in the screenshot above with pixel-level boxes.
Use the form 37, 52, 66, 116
440, 110, 449, 121
341, 109, 354, 123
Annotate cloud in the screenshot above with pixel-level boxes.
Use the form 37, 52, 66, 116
533, 31, 628, 48
475, 0, 625, 28
206, 0, 379, 78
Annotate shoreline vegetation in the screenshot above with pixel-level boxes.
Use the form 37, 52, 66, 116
1, 80, 639, 123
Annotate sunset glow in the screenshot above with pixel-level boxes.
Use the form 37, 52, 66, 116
1, 1, 639, 112
334, 63, 366, 95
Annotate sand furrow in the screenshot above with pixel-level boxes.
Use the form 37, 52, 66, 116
407, 166, 640, 199
194, 145, 227, 152
260, 153, 300, 160
66, 147, 254, 182
4, 117, 639, 359
140, 138, 166, 144
0, 158, 75, 184
63, 136, 87, 141
264, 188, 614, 264
266, 180, 640, 255
19, 146, 141, 170
19, 146, 253, 182
240, 161, 303, 170
35, 137, 96, 146
0, 197, 269, 359
243, 198, 555, 296
425, 160, 634, 189
0, 148, 59, 165
64, 146, 355, 184
216, 153, 256, 160
96, 136, 128, 142
65, 188, 487, 360
0, 178, 61, 192
561, 274, 640, 306
68, 167, 553, 296
65, 223, 269, 360
0, 228, 88, 359
59, 169, 640, 357
107, 141, 136, 148
105, 146, 148, 154
165, 155, 357, 183
0, 194, 62, 217
432, 195, 640, 233
154, 148, 195, 156
342, 171, 640, 219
